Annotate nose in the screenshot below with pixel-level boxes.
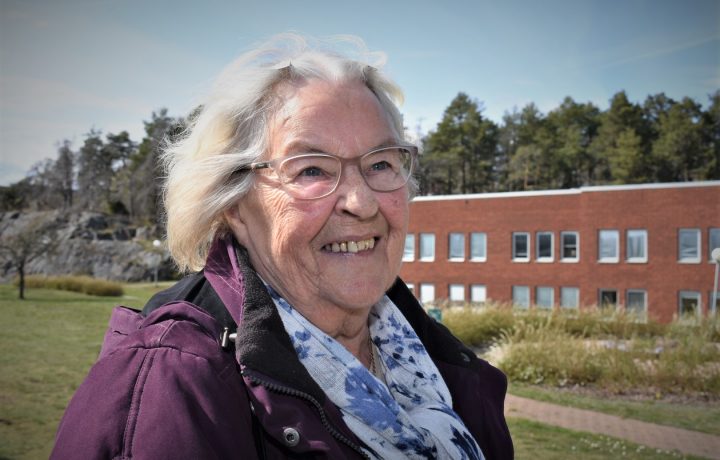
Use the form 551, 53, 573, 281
333, 165, 379, 219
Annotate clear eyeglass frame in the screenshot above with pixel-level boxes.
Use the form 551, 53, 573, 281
234, 144, 418, 200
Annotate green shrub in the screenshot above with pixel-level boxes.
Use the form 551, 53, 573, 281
16, 275, 124, 297
442, 303, 515, 347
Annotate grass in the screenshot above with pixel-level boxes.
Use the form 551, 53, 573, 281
509, 383, 720, 436
0, 282, 169, 460
508, 418, 704, 459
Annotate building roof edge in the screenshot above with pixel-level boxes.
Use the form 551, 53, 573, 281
411, 181, 720, 202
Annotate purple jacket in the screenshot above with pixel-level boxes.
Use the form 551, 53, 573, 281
52, 237, 513, 459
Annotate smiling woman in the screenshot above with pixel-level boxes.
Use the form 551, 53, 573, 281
51, 33, 513, 460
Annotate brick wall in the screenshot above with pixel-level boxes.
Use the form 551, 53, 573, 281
400, 182, 720, 323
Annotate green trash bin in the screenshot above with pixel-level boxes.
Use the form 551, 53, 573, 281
427, 307, 442, 322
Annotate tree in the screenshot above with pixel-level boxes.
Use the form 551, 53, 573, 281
589, 91, 650, 183
131, 109, 179, 224
77, 129, 112, 211
545, 97, 601, 187
501, 103, 546, 190
701, 90, 720, 180
53, 140, 75, 209
421, 93, 498, 194
651, 97, 708, 181
0, 216, 58, 299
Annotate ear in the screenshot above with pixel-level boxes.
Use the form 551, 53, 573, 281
223, 202, 252, 248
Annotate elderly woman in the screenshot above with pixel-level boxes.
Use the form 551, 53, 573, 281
52, 35, 513, 459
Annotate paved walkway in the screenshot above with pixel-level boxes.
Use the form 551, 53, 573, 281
505, 394, 720, 459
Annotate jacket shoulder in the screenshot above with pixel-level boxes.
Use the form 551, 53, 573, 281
52, 302, 253, 460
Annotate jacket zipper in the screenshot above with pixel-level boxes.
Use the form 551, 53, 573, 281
241, 370, 370, 460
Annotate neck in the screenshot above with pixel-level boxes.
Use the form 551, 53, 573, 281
294, 302, 374, 367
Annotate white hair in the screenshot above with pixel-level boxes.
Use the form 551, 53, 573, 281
162, 33, 408, 272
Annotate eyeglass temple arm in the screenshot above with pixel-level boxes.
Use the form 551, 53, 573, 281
235, 161, 271, 173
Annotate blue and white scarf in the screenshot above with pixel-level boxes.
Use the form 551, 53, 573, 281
268, 287, 484, 460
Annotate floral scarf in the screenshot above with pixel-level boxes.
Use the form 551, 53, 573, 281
268, 286, 484, 460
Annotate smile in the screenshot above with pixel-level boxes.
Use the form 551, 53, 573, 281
322, 237, 376, 254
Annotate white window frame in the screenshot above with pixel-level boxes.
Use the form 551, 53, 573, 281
678, 290, 701, 317
512, 232, 530, 262
560, 287, 579, 309
403, 234, 415, 262
449, 284, 465, 302
678, 228, 701, 264
448, 233, 465, 262
512, 285, 530, 309
405, 283, 415, 294
709, 228, 720, 263
599, 289, 618, 309
626, 289, 647, 316
471, 284, 487, 305
420, 283, 435, 304
535, 286, 554, 309
536, 232, 554, 263
598, 230, 619, 263
419, 233, 435, 262
560, 231, 579, 263
626, 229, 648, 263
470, 232, 487, 262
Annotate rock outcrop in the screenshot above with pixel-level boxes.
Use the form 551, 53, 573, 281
0, 210, 176, 282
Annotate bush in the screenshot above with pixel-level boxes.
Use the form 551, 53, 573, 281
442, 303, 720, 395
17, 275, 124, 297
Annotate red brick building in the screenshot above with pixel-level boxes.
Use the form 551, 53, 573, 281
400, 181, 720, 323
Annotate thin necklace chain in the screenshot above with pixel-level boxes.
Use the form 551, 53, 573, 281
368, 337, 376, 375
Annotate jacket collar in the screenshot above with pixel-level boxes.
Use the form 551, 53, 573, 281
204, 235, 477, 399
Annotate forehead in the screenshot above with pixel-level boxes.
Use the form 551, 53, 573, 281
268, 79, 399, 154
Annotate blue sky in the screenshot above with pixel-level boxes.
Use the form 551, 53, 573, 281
1, 0, 718, 185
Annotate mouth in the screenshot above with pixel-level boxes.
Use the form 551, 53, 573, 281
321, 237, 377, 254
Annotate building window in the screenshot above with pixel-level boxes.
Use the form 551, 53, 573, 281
536, 232, 554, 262
560, 287, 579, 309
536, 286, 554, 309
403, 234, 415, 262
678, 291, 701, 317
419, 233, 435, 262
512, 285, 530, 308
626, 290, 647, 316
598, 230, 619, 263
448, 233, 465, 261
599, 289, 618, 309
560, 231, 579, 262
420, 283, 435, 304
471, 285, 487, 305
470, 232, 487, 262
710, 228, 720, 262
449, 284, 465, 302
678, 229, 700, 263
406, 283, 415, 294
626, 229, 648, 263
512, 232, 530, 262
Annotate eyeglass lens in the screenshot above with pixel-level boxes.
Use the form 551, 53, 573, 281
277, 147, 413, 199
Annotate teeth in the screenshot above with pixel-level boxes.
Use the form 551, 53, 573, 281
323, 238, 376, 254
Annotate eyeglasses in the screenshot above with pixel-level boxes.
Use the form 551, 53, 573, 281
235, 144, 418, 200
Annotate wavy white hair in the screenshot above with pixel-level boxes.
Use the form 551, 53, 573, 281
162, 33, 408, 272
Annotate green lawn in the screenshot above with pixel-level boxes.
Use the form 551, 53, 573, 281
509, 383, 720, 436
509, 418, 703, 459
0, 282, 716, 459
0, 283, 168, 460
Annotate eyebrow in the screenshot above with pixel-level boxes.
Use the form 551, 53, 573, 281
282, 137, 402, 156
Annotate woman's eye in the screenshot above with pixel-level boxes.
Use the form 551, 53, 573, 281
298, 166, 325, 177
370, 161, 392, 171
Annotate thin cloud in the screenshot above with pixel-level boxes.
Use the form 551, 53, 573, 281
600, 35, 720, 69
